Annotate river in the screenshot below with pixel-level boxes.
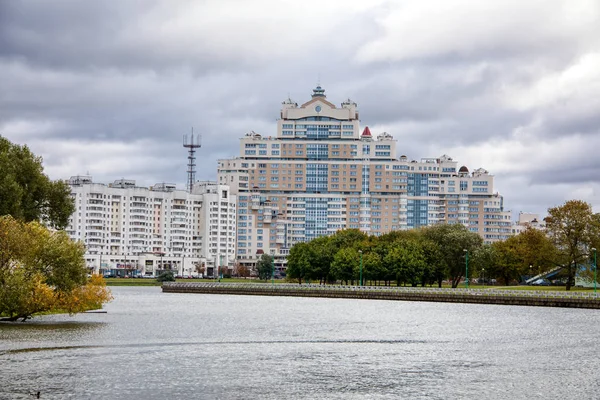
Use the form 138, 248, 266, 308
1, 286, 599, 399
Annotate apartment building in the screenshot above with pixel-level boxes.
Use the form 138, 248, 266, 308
511, 212, 545, 235
218, 86, 512, 266
66, 176, 236, 276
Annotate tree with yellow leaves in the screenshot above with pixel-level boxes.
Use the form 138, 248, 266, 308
0, 216, 112, 321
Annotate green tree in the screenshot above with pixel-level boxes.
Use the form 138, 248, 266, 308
545, 200, 600, 290
422, 224, 483, 288
491, 239, 521, 285
256, 254, 274, 281
384, 240, 427, 286
329, 229, 368, 250
470, 244, 496, 284
331, 247, 360, 284
286, 243, 311, 284
0, 216, 112, 321
362, 251, 384, 285
306, 236, 335, 284
513, 227, 558, 272
0, 136, 75, 229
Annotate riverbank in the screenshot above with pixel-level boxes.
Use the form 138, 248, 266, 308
162, 282, 600, 309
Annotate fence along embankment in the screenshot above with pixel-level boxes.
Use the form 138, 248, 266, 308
162, 282, 600, 309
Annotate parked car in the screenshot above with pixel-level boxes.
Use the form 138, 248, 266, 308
531, 278, 551, 286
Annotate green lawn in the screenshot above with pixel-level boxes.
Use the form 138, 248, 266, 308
487, 285, 595, 292
103, 277, 278, 286
104, 278, 162, 286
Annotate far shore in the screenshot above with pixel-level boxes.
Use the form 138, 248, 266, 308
103, 277, 596, 291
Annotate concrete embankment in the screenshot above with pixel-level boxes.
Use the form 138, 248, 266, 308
162, 282, 600, 309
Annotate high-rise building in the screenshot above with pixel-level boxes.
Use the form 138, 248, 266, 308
218, 86, 512, 266
65, 176, 236, 277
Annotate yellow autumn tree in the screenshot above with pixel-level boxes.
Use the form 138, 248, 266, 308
0, 216, 112, 321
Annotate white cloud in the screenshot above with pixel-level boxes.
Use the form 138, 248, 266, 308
356, 0, 600, 64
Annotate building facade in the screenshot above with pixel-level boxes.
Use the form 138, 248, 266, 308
66, 176, 236, 276
511, 212, 545, 235
218, 86, 512, 266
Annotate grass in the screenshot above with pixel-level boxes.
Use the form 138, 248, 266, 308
488, 285, 595, 292
103, 277, 281, 286
104, 278, 161, 286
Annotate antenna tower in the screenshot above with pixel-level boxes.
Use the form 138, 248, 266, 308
183, 128, 201, 192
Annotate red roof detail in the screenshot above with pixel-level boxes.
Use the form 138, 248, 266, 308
362, 126, 372, 136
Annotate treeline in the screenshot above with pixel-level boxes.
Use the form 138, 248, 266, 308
283, 200, 600, 290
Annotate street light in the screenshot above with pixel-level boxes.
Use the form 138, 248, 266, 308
271, 250, 275, 286
482, 268, 485, 289
529, 264, 533, 280
463, 249, 469, 289
358, 250, 363, 287
592, 248, 597, 295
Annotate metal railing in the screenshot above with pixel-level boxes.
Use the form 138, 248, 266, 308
162, 282, 599, 299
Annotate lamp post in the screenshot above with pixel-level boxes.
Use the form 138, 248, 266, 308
271, 250, 275, 286
219, 254, 222, 282
358, 250, 363, 286
592, 248, 597, 295
482, 268, 485, 289
160, 252, 164, 276
529, 264, 533, 281
463, 249, 469, 289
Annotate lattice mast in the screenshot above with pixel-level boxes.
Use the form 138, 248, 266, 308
183, 129, 201, 192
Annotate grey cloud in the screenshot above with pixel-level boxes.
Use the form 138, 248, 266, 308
1, 0, 600, 219
530, 164, 600, 186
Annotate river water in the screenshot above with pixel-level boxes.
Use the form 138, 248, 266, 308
1, 286, 599, 399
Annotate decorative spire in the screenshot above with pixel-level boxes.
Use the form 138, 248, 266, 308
361, 126, 372, 137
311, 85, 326, 98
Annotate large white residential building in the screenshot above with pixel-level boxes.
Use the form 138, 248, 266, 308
218, 86, 512, 267
65, 176, 236, 277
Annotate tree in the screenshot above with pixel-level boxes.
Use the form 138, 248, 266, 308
305, 236, 335, 284
256, 254, 274, 281
513, 227, 558, 273
545, 200, 600, 290
491, 238, 521, 285
470, 244, 496, 284
0, 216, 112, 321
194, 262, 206, 278
422, 224, 483, 288
0, 136, 75, 229
286, 243, 311, 284
233, 262, 250, 279
362, 251, 384, 285
384, 240, 427, 287
330, 247, 360, 285
419, 237, 445, 287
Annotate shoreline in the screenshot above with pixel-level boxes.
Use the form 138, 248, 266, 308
162, 282, 600, 309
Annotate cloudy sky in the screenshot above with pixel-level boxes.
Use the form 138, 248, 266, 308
1, 0, 600, 218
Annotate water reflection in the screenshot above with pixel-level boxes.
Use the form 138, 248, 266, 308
1, 286, 599, 400
3, 337, 434, 355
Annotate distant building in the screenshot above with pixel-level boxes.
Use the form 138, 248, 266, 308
218, 86, 512, 267
65, 176, 236, 277
511, 212, 546, 235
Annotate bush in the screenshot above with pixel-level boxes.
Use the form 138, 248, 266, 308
156, 271, 175, 282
